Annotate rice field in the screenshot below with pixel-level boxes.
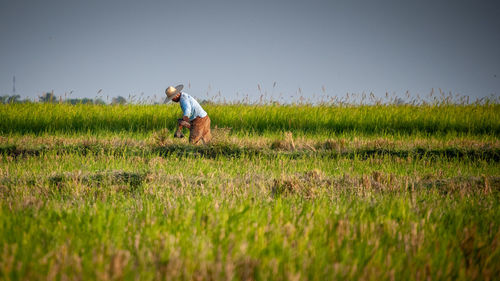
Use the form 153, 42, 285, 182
1, 102, 499, 280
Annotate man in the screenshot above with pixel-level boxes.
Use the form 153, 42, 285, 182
165, 84, 212, 144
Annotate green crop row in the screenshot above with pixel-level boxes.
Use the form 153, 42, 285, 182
1, 103, 499, 135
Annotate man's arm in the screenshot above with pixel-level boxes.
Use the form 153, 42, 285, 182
180, 97, 191, 120
176, 96, 191, 130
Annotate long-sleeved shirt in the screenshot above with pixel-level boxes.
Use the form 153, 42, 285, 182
179, 92, 207, 121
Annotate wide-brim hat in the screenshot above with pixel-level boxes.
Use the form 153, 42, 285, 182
165, 84, 184, 101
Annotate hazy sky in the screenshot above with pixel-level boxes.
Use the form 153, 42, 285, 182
1, 0, 499, 103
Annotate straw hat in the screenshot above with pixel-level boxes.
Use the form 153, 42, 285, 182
165, 84, 184, 101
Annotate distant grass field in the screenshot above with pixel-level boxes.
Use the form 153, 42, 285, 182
1, 103, 499, 280
1, 103, 499, 135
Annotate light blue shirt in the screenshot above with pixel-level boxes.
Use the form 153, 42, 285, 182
179, 92, 207, 121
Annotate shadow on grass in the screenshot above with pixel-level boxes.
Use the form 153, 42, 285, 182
1, 143, 499, 161
48, 170, 148, 189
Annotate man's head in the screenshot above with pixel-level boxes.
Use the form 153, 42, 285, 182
171, 93, 181, 102
165, 84, 184, 102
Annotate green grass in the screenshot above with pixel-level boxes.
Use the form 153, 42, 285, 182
1, 103, 499, 135
1, 103, 499, 280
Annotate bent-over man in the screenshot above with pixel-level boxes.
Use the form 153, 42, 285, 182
165, 84, 212, 144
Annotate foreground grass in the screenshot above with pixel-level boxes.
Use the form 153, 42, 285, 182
1, 146, 499, 280
2, 188, 499, 280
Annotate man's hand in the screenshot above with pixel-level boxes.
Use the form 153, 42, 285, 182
178, 116, 191, 129
174, 128, 184, 138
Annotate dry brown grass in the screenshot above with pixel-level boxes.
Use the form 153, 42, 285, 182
270, 132, 296, 150
3, 134, 498, 155
210, 126, 233, 144
271, 169, 325, 199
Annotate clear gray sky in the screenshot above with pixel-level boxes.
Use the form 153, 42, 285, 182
1, 0, 499, 103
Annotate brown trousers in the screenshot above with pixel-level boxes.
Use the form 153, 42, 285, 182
189, 115, 212, 144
